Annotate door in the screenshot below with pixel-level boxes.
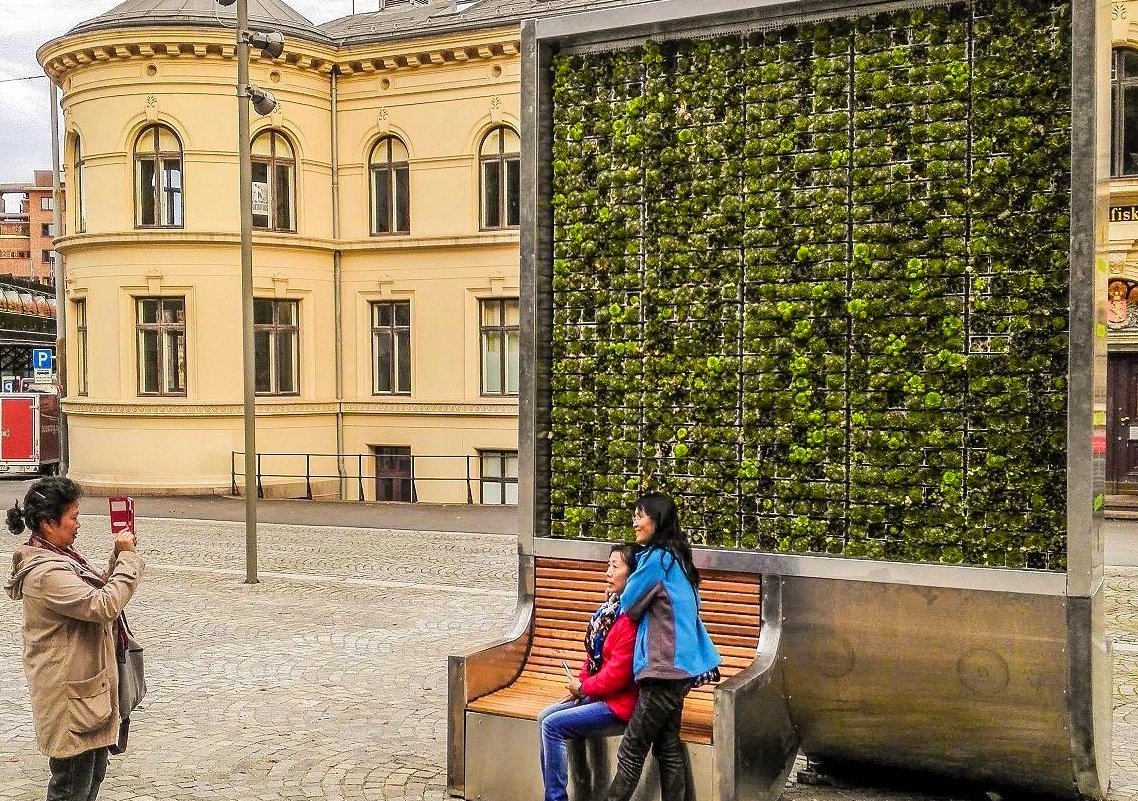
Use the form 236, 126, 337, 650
373, 445, 413, 502
1, 397, 34, 461
1108, 354, 1138, 490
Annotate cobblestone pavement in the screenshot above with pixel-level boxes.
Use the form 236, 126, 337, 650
1, 515, 1137, 800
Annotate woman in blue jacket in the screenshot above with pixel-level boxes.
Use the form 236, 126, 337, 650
604, 491, 721, 801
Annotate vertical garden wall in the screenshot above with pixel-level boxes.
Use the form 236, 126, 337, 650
548, 0, 1072, 569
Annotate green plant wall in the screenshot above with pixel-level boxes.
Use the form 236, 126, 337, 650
548, 0, 1071, 569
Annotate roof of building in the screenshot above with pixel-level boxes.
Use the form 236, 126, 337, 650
321, 0, 647, 46
67, 0, 333, 46
63, 0, 650, 50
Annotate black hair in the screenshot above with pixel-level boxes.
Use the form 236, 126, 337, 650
609, 543, 637, 572
7, 477, 82, 537
634, 491, 700, 587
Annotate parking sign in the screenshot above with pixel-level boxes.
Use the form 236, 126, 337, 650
31, 349, 52, 371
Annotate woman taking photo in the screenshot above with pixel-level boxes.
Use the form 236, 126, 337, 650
4, 477, 143, 801
605, 491, 721, 801
538, 544, 638, 801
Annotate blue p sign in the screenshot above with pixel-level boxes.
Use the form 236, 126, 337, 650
31, 348, 53, 371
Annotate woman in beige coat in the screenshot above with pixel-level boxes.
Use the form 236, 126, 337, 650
4, 477, 142, 801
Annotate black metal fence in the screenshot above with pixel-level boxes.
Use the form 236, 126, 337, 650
230, 451, 512, 504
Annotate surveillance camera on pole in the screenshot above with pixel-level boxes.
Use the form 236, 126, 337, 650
247, 31, 285, 59
247, 86, 278, 116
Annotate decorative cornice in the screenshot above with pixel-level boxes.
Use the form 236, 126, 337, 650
53, 229, 519, 256
341, 401, 518, 416
62, 401, 338, 417
44, 37, 336, 85
62, 400, 519, 417
337, 38, 520, 76
40, 26, 521, 86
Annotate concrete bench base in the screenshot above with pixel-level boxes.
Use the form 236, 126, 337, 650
465, 711, 715, 801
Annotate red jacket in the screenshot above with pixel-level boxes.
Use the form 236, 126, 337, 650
578, 613, 639, 721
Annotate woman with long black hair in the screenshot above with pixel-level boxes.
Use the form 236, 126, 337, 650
605, 491, 720, 801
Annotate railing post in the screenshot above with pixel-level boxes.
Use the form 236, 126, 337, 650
466, 455, 473, 504
256, 452, 264, 499
358, 453, 365, 502
411, 454, 418, 503
305, 453, 312, 500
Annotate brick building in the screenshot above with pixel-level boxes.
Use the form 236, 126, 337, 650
0, 170, 62, 284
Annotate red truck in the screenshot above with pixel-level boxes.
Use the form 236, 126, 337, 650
0, 393, 60, 475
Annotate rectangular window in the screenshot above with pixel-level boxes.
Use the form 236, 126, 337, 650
252, 161, 270, 229
75, 299, 88, 396
505, 157, 520, 226
41, 251, 52, 264
373, 445, 413, 502
254, 298, 299, 395
136, 296, 186, 396
40, 197, 53, 212
41, 223, 52, 237
163, 160, 183, 226
482, 161, 502, 228
137, 159, 157, 225
480, 450, 518, 505
480, 298, 520, 395
371, 301, 411, 395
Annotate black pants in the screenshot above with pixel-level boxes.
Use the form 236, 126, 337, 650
605, 678, 692, 801
47, 747, 108, 801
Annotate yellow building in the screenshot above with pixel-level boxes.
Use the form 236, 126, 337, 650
37, 0, 620, 499
1108, 0, 1138, 492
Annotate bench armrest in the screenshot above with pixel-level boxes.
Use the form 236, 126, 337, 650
713, 574, 798, 801
447, 557, 535, 797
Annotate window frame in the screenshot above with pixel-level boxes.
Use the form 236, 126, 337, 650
135, 296, 187, 397
370, 300, 411, 395
133, 125, 184, 228
479, 126, 520, 230
73, 135, 86, 233
253, 298, 300, 396
479, 297, 520, 396
74, 299, 88, 396
251, 130, 296, 233
369, 136, 411, 236
479, 449, 519, 505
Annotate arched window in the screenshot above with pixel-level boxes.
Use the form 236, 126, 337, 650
134, 125, 183, 227
1113, 48, 1138, 177
479, 126, 520, 229
370, 136, 410, 235
251, 130, 295, 232
73, 135, 86, 234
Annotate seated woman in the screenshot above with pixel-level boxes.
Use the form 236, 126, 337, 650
537, 544, 638, 801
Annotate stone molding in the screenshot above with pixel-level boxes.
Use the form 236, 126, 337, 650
62, 400, 518, 417
341, 401, 518, 416
42, 30, 521, 85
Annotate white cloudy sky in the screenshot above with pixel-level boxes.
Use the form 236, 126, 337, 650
0, 0, 365, 188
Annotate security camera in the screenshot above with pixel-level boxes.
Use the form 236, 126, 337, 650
247, 86, 278, 116
248, 31, 285, 59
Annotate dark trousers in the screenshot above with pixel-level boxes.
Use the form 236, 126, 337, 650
47, 747, 109, 801
605, 678, 692, 801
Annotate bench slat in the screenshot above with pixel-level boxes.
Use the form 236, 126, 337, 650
468, 557, 759, 746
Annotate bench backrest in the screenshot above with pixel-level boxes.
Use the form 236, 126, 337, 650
532, 556, 761, 696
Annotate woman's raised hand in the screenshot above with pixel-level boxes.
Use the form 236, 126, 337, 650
113, 530, 137, 554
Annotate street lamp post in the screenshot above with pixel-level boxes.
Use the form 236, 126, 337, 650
217, 0, 282, 584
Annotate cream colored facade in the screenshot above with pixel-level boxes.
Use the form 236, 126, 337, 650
39, 10, 525, 499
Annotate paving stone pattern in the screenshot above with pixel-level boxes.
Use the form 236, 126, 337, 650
0, 516, 1136, 800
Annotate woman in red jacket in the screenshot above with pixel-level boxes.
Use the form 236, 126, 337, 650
538, 544, 639, 801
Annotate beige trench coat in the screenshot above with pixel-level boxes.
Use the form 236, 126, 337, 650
5, 544, 143, 758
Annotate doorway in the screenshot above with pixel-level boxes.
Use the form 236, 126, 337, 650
1108, 353, 1138, 492
373, 445, 414, 502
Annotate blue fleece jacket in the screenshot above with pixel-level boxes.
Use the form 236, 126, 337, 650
620, 545, 722, 681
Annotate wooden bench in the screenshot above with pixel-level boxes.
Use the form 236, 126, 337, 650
468, 557, 761, 745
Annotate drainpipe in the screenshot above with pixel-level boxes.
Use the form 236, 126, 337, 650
49, 81, 68, 474
332, 68, 346, 499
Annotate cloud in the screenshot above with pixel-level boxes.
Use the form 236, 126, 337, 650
0, 1, 355, 184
